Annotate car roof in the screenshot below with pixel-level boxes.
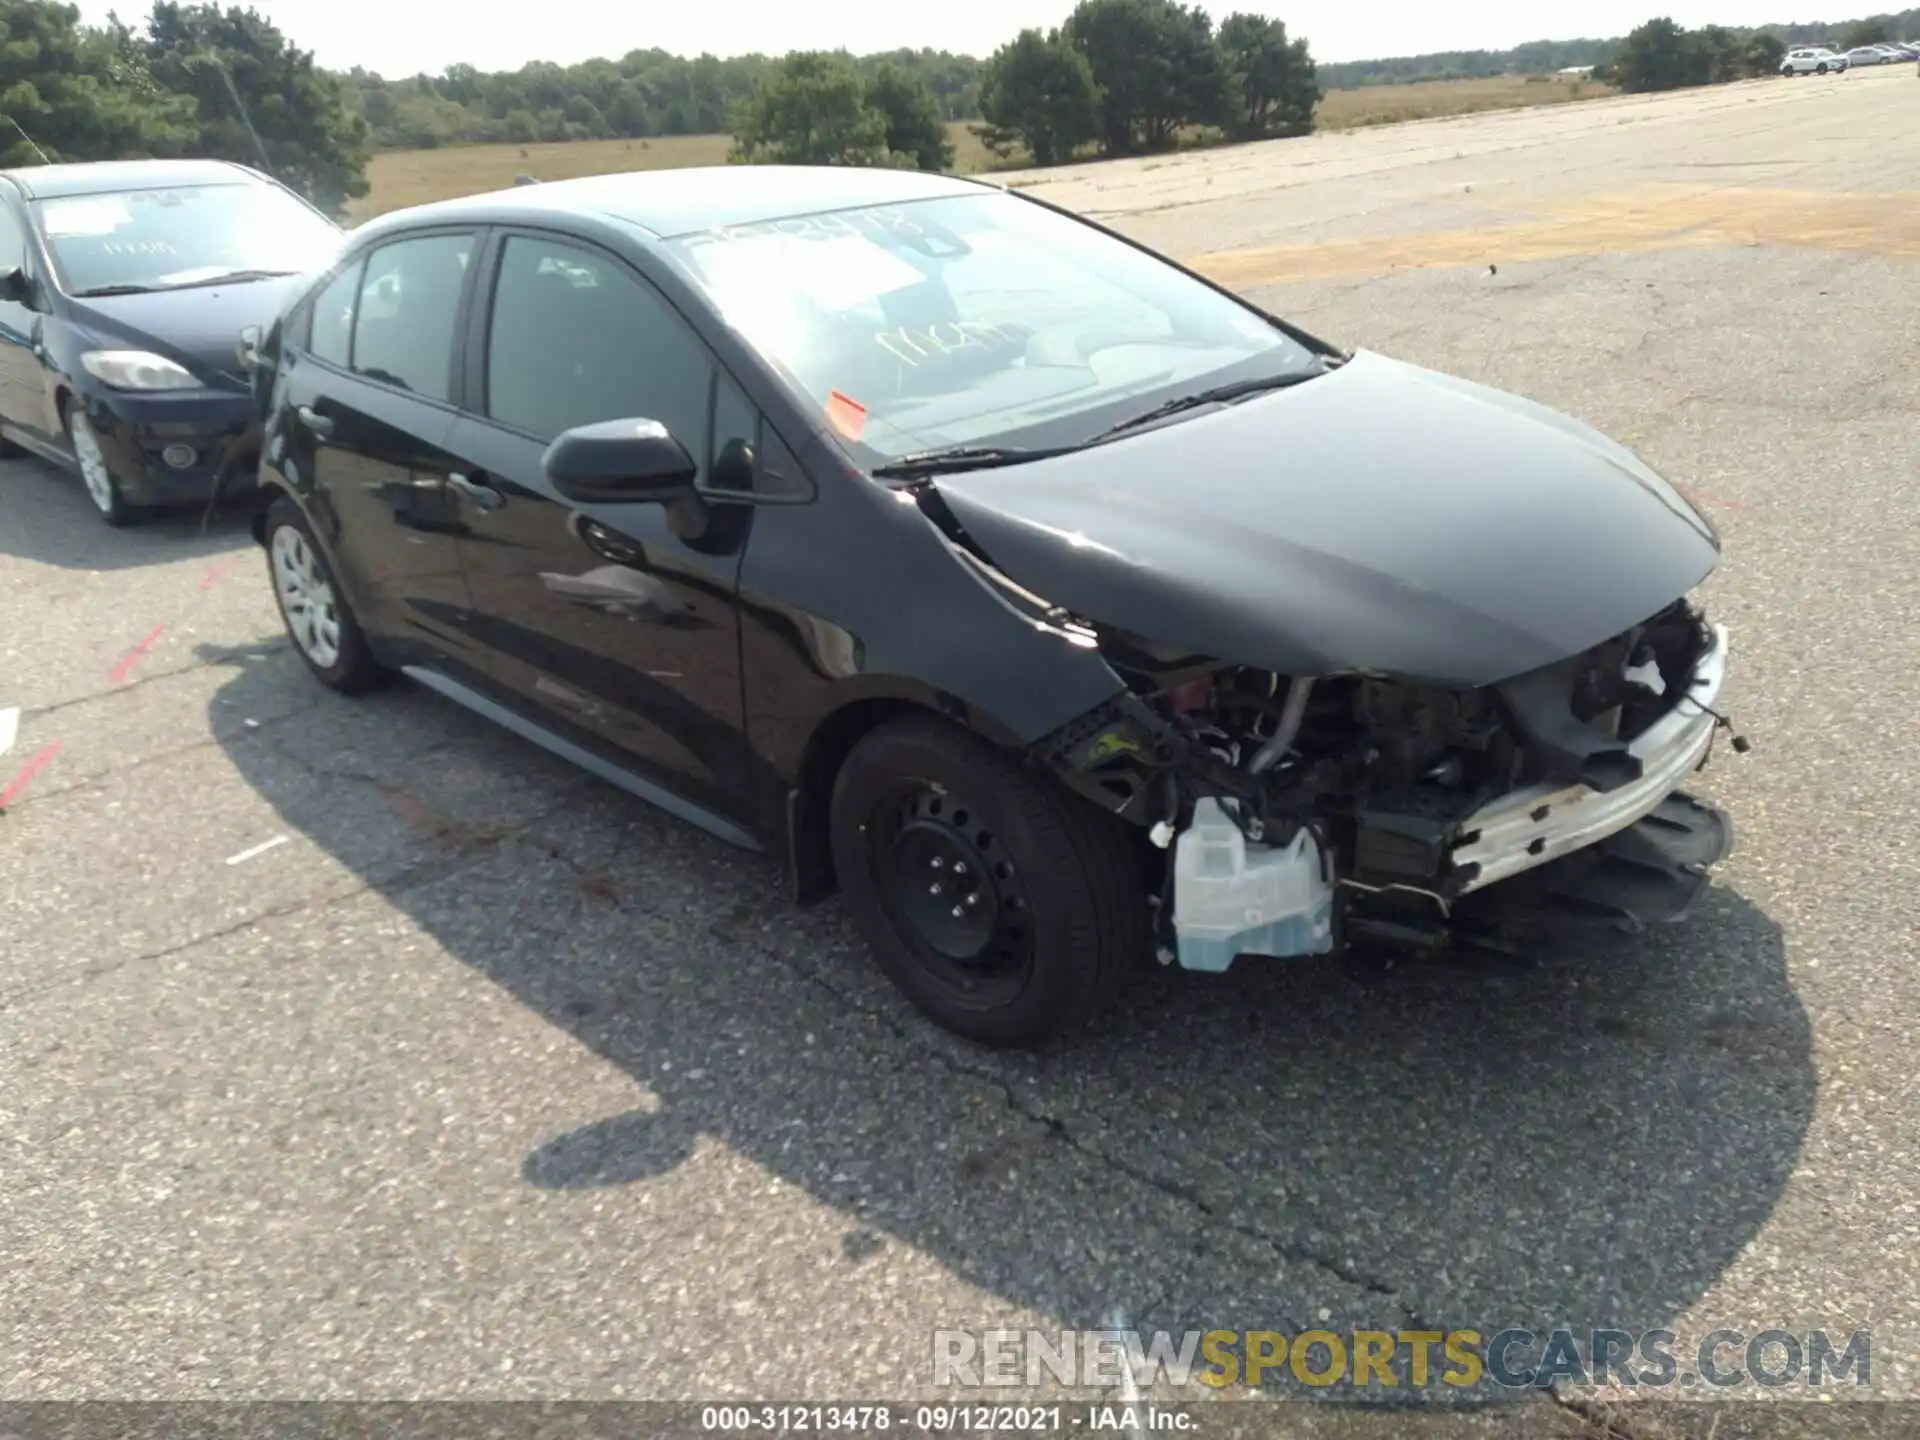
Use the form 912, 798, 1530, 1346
354, 165, 996, 244
0, 157, 258, 201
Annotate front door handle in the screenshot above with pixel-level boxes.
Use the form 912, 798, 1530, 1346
447, 472, 505, 512
296, 405, 334, 439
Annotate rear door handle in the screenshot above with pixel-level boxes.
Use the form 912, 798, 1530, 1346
296, 405, 334, 439
447, 472, 505, 512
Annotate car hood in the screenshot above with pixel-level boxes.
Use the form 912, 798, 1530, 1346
67, 277, 307, 388
930, 349, 1720, 688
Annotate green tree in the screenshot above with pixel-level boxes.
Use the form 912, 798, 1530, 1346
562, 93, 609, 138
1216, 12, 1317, 138
1613, 17, 1696, 92
1065, 0, 1229, 154
976, 27, 1101, 166
605, 82, 650, 137
1689, 25, 1742, 83
1841, 18, 1893, 46
865, 61, 953, 171
1744, 32, 1787, 75
729, 51, 889, 166
142, 2, 371, 215
0, 0, 196, 167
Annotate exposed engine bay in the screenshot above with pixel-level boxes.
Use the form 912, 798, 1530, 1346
1030, 594, 1745, 969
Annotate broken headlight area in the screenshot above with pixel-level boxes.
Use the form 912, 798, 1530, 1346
1035, 597, 1746, 970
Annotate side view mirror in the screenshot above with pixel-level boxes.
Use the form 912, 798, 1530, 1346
0, 266, 32, 306
542, 418, 699, 506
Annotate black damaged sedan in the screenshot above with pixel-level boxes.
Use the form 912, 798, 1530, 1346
0, 159, 342, 525
245, 165, 1744, 1047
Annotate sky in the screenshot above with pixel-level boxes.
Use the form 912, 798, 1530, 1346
76, 0, 1877, 76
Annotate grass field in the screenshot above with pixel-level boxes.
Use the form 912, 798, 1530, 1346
1316, 73, 1611, 130
352, 74, 1614, 222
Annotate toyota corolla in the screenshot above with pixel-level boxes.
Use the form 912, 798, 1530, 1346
243, 166, 1748, 1047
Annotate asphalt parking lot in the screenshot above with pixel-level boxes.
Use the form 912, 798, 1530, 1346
2, 67, 1916, 1423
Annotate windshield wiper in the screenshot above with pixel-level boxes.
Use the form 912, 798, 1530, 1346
71, 283, 161, 297
164, 268, 299, 290
1093, 357, 1343, 442
870, 444, 1081, 480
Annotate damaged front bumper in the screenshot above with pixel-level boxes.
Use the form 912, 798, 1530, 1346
1452, 623, 1731, 894
1155, 620, 1739, 970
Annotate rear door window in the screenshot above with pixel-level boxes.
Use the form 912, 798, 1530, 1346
350, 232, 475, 403
307, 260, 362, 368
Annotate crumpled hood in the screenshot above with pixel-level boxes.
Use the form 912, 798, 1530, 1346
67, 277, 307, 388
931, 350, 1720, 688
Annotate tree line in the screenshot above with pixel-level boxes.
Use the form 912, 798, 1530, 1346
1605, 19, 1789, 90
0, 0, 371, 213
1322, 10, 1914, 90
729, 0, 1320, 170
973, 0, 1317, 166
1318, 40, 1620, 89
338, 48, 985, 152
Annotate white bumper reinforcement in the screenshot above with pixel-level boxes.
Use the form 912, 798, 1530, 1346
1452, 623, 1730, 895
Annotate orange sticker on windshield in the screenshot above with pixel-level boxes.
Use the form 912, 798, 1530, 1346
826, 390, 867, 441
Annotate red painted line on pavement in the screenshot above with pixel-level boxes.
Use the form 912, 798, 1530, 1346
1675, 481, 1751, 513
198, 562, 235, 590
109, 625, 168, 685
0, 741, 63, 809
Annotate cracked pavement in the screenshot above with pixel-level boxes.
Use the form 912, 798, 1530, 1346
3, 70, 1917, 1421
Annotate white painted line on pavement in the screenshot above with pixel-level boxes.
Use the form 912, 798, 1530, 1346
0, 706, 17, 759
225, 834, 291, 866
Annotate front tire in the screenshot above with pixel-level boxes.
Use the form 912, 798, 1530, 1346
264, 499, 385, 694
66, 406, 136, 526
829, 715, 1149, 1048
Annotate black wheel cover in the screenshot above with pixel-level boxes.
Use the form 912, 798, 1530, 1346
868, 784, 1035, 1012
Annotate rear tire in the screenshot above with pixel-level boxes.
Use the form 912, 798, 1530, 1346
264, 498, 386, 695
829, 714, 1150, 1048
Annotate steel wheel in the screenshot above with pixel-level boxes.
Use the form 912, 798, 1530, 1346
67, 409, 126, 522
271, 523, 343, 670
869, 783, 1036, 1012
831, 716, 1149, 1047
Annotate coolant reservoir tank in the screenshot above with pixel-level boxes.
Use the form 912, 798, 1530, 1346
1171, 798, 1335, 972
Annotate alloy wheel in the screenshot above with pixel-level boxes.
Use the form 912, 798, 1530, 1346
67, 410, 120, 519
271, 525, 343, 670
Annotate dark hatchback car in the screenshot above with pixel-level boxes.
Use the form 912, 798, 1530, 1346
0, 158, 342, 525
246, 166, 1744, 1047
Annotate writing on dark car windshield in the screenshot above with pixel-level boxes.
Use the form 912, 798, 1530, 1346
665, 193, 1322, 469
34, 184, 341, 298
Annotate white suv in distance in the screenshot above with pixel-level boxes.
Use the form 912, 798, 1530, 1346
1781, 47, 1847, 73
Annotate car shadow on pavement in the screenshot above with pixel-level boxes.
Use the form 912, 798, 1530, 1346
0, 457, 255, 570
207, 641, 1814, 1366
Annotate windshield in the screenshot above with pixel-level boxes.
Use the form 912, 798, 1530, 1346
663, 191, 1320, 465
34, 182, 343, 296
